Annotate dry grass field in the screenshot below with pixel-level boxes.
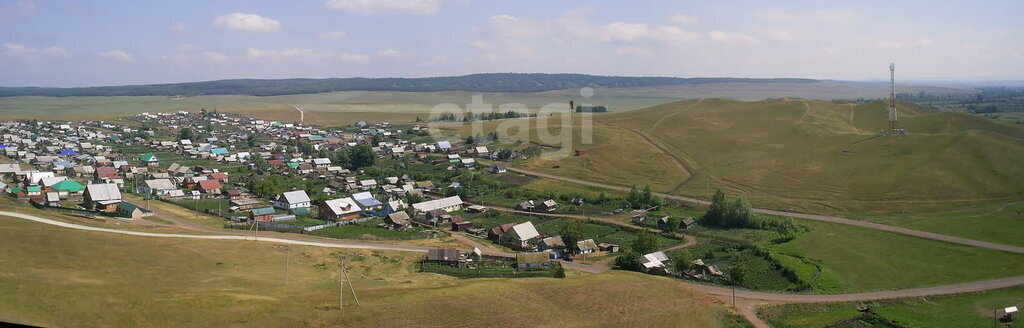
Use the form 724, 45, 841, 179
0, 217, 750, 328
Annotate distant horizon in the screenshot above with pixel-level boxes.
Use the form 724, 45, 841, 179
2, 1, 1021, 87
2, 72, 1021, 90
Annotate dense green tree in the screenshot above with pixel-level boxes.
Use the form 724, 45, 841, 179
251, 175, 285, 199
613, 252, 641, 271
728, 264, 747, 286
178, 128, 195, 141
631, 231, 659, 255
349, 144, 376, 169
673, 250, 693, 274
559, 220, 584, 253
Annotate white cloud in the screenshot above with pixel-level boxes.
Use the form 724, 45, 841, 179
755, 8, 797, 21
339, 53, 371, 63
319, 31, 349, 40
874, 40, 905, 49
669, 14, 699, 24
171, 22, 188, 33
160, 46, 228, 65
202, 51, 228, 63
325, 0, 441, 15
98, 50, 134, 62
3, 43, 69, 58
708, 30, 760, 44
376, 48, 405, 58
768, 30, 795, 41
615, 46, 651, 56
419, 54, 447, 67
810, 9, 854, 24
246, 48, 315, 59
0, 1, 36, 23
213, 13, 281, 33
597, 22, 700, 43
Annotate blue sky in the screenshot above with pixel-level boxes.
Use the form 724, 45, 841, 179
1, 0, 1021, 87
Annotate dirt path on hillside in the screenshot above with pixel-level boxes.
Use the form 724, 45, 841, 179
616, 125, 699, 193
649, 98, 704, 132
500, 166, 1024, 255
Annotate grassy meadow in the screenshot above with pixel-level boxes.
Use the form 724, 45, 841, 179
759, 286, 1024, 328
458, 98, 1024, 245
0, 90, 680, 125
774, 218, 1024, 293
0, 217, 750, 328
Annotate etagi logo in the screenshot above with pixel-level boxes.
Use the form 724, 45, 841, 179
427, 87, 596, 161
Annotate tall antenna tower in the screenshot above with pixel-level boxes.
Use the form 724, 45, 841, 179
888, 63, 898, 135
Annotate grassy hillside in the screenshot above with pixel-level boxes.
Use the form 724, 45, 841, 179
0, 217, 749, 328
500, 98, 1024, 239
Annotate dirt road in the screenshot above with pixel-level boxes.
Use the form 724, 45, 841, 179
502, 166, 1024, 254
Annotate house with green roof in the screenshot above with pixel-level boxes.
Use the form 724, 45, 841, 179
250, 207, 276, 222
140, 153, 159, 163
49, 179, 86, 197
116, 202, 145, 220
25, 186, 41, 196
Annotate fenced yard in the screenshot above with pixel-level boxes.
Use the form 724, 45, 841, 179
419, 262, 562, 279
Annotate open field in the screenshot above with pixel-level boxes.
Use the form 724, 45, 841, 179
0, 217, 749, 328
759, 286, 1024, 327
0, 89, 680, 125
0, 81, 974, 126
459, 98, 1024, 245
774, 218, 1024, 293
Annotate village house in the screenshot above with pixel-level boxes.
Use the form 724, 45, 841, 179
537, 236, 566, 253
83, 183, 122, 212
641, 251, 671, 275
576, 239, 598, 254
249, 207, 276, 222
274, 190, 311, 211
500, 221, 541, 250
319, 197, 363, 223
138, 179, 177, 196
197, 179, 222, 196
384, 211, 412, 230
515, 252, 551, 269
489, 164, 507, 174
116, 202, 145, 220
411, 196, 464, 215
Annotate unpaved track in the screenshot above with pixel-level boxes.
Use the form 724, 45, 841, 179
0, 211, 429, 253
5, 210, 1024, 327
501, 166, 1024, 255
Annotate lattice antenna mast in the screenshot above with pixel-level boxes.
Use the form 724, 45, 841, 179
889, 63, 898, 134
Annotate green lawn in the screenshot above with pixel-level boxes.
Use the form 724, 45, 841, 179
867, 202, 1024, 248
773, 219, 1024, 292
314, 218, 426, 239
760, 286, 1024, 328
535, 219, 680, 253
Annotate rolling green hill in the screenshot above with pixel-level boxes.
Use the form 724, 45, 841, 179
497, 98, 1024, 243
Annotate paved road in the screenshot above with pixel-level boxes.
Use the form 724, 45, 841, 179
501, 166, 1024, 254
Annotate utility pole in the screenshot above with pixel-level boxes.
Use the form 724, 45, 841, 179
337, 258, 360, 310
732, 285, 736, 307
